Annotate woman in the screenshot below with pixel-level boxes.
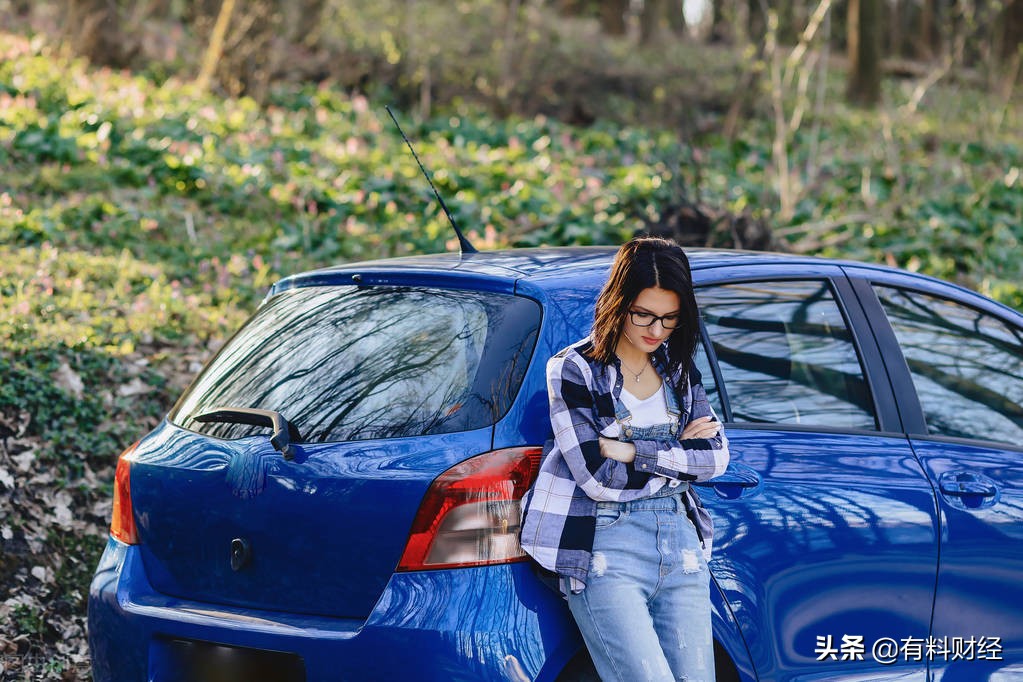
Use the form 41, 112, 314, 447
520, 236, 729, 682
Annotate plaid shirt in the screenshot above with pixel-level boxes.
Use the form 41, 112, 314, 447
519, 336, 729, 593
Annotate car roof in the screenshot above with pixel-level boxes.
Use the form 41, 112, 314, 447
272, 246, 899, 294
266, 245, 1023, 324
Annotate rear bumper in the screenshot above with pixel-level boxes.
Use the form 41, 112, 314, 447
88, 537, 581, 682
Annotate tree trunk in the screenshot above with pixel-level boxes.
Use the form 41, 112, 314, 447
778, 0, 799, 44
847, 0, 882, 107
556, 0, 580, 15
600, 0, 628, 35
748, 0, 767, 43
999, 0, 1023, 62
884, 0, 920, 57
667, 0, 687, 35
641, 0, 667, 44
147, 0, 174, 17
65, 0, 134, 67
285, 0, 327, 48
11, 0, 33, 15
887, 0, 902, 57
710, 0, 732, 42
918, 0, 940, 60
186, 0, 223, 24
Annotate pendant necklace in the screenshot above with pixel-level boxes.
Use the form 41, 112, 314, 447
618, 355, 648, 383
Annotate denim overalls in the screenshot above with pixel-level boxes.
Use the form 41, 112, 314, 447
565, 381, 715, 682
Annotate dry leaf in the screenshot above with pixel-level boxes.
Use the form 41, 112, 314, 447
118, 377, 154, 397
12, 450, 35, 473
52, 362, 84, 399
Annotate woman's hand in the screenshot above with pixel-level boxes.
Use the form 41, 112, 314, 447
681, 416, 721, 440
599, 437, 636, 463
599, 418, 720, 465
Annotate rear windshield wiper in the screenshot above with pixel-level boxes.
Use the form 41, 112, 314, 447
193, 407, 302, 461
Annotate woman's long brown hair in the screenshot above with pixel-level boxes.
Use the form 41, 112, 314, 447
586, 236, 699, 378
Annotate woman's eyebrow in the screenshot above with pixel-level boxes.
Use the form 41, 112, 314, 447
631, 305, 681, 315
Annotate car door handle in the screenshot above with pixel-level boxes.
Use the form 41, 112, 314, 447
938, 472, 997, 498
695, 464, 761, 499
711, 476, 758, 488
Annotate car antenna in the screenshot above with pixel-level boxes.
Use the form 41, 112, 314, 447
385, 106, 477, 254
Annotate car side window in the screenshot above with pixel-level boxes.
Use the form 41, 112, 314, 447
696, 280, 877, 429
874, 285, 1023, 444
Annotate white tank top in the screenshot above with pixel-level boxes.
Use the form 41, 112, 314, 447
619, 383, 671, 427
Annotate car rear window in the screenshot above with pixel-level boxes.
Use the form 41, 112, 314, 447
170, 285, 541, 442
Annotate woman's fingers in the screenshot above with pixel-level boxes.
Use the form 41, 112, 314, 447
681, 417, 720, 439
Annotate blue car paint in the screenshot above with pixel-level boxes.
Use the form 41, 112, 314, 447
89, 247, 1023, 680
702, 428, 938, 681
844, 266, 1023, 681
90, 537, 575, 681
129, 425, 495, 619
90, 536, 749, 682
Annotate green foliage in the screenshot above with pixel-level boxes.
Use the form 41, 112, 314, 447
1, 34, 1020, 394
11, 603, 46, 637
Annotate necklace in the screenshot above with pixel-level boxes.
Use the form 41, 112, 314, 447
618, 355, 648, 383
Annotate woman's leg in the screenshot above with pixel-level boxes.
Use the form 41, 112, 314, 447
648, 508, 715, 682
567, 579, 676, 681
566, 506, 676, 682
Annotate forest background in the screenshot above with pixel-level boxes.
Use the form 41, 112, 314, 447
1, 0, 1021, 678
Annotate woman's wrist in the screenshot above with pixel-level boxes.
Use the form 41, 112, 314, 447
600, 437, 637, 463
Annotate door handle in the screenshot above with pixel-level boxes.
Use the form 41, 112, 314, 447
696, 464, 761, 499
711, 476, 758, 488
939, 479, 996, 497
938, 471, 998, 508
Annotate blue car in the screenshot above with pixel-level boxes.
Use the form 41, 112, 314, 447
88, 247, 1023, 681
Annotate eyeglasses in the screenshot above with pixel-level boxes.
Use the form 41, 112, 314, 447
628, 310, 681, 329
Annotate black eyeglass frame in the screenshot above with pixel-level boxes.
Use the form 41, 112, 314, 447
627, 310, 681, 329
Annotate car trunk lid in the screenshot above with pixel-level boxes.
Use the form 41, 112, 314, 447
130, 425, 493, 619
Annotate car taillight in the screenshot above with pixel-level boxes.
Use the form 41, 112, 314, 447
397, 446, 542, 571
110, 442, 139, 544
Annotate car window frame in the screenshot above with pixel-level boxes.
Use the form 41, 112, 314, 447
845, 267, 1023, 452
692, 265, 903, 436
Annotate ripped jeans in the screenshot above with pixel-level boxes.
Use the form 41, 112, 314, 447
566, 489, 715, 682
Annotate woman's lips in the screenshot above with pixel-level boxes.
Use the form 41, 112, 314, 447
642, 336, 660, 345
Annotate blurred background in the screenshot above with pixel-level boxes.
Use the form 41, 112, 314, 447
0, 0, 1020, 678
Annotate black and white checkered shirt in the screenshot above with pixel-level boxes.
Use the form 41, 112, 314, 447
519, 337, 729, 592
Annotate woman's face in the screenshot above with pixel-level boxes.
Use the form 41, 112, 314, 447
619, 286, 681, 354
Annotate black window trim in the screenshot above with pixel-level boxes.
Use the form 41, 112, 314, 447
722, 421, 911, 439
698, 317, 732, 423
908, 429, 1023, 454
694, 271, 900, 434
852, 274, 1023, 448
